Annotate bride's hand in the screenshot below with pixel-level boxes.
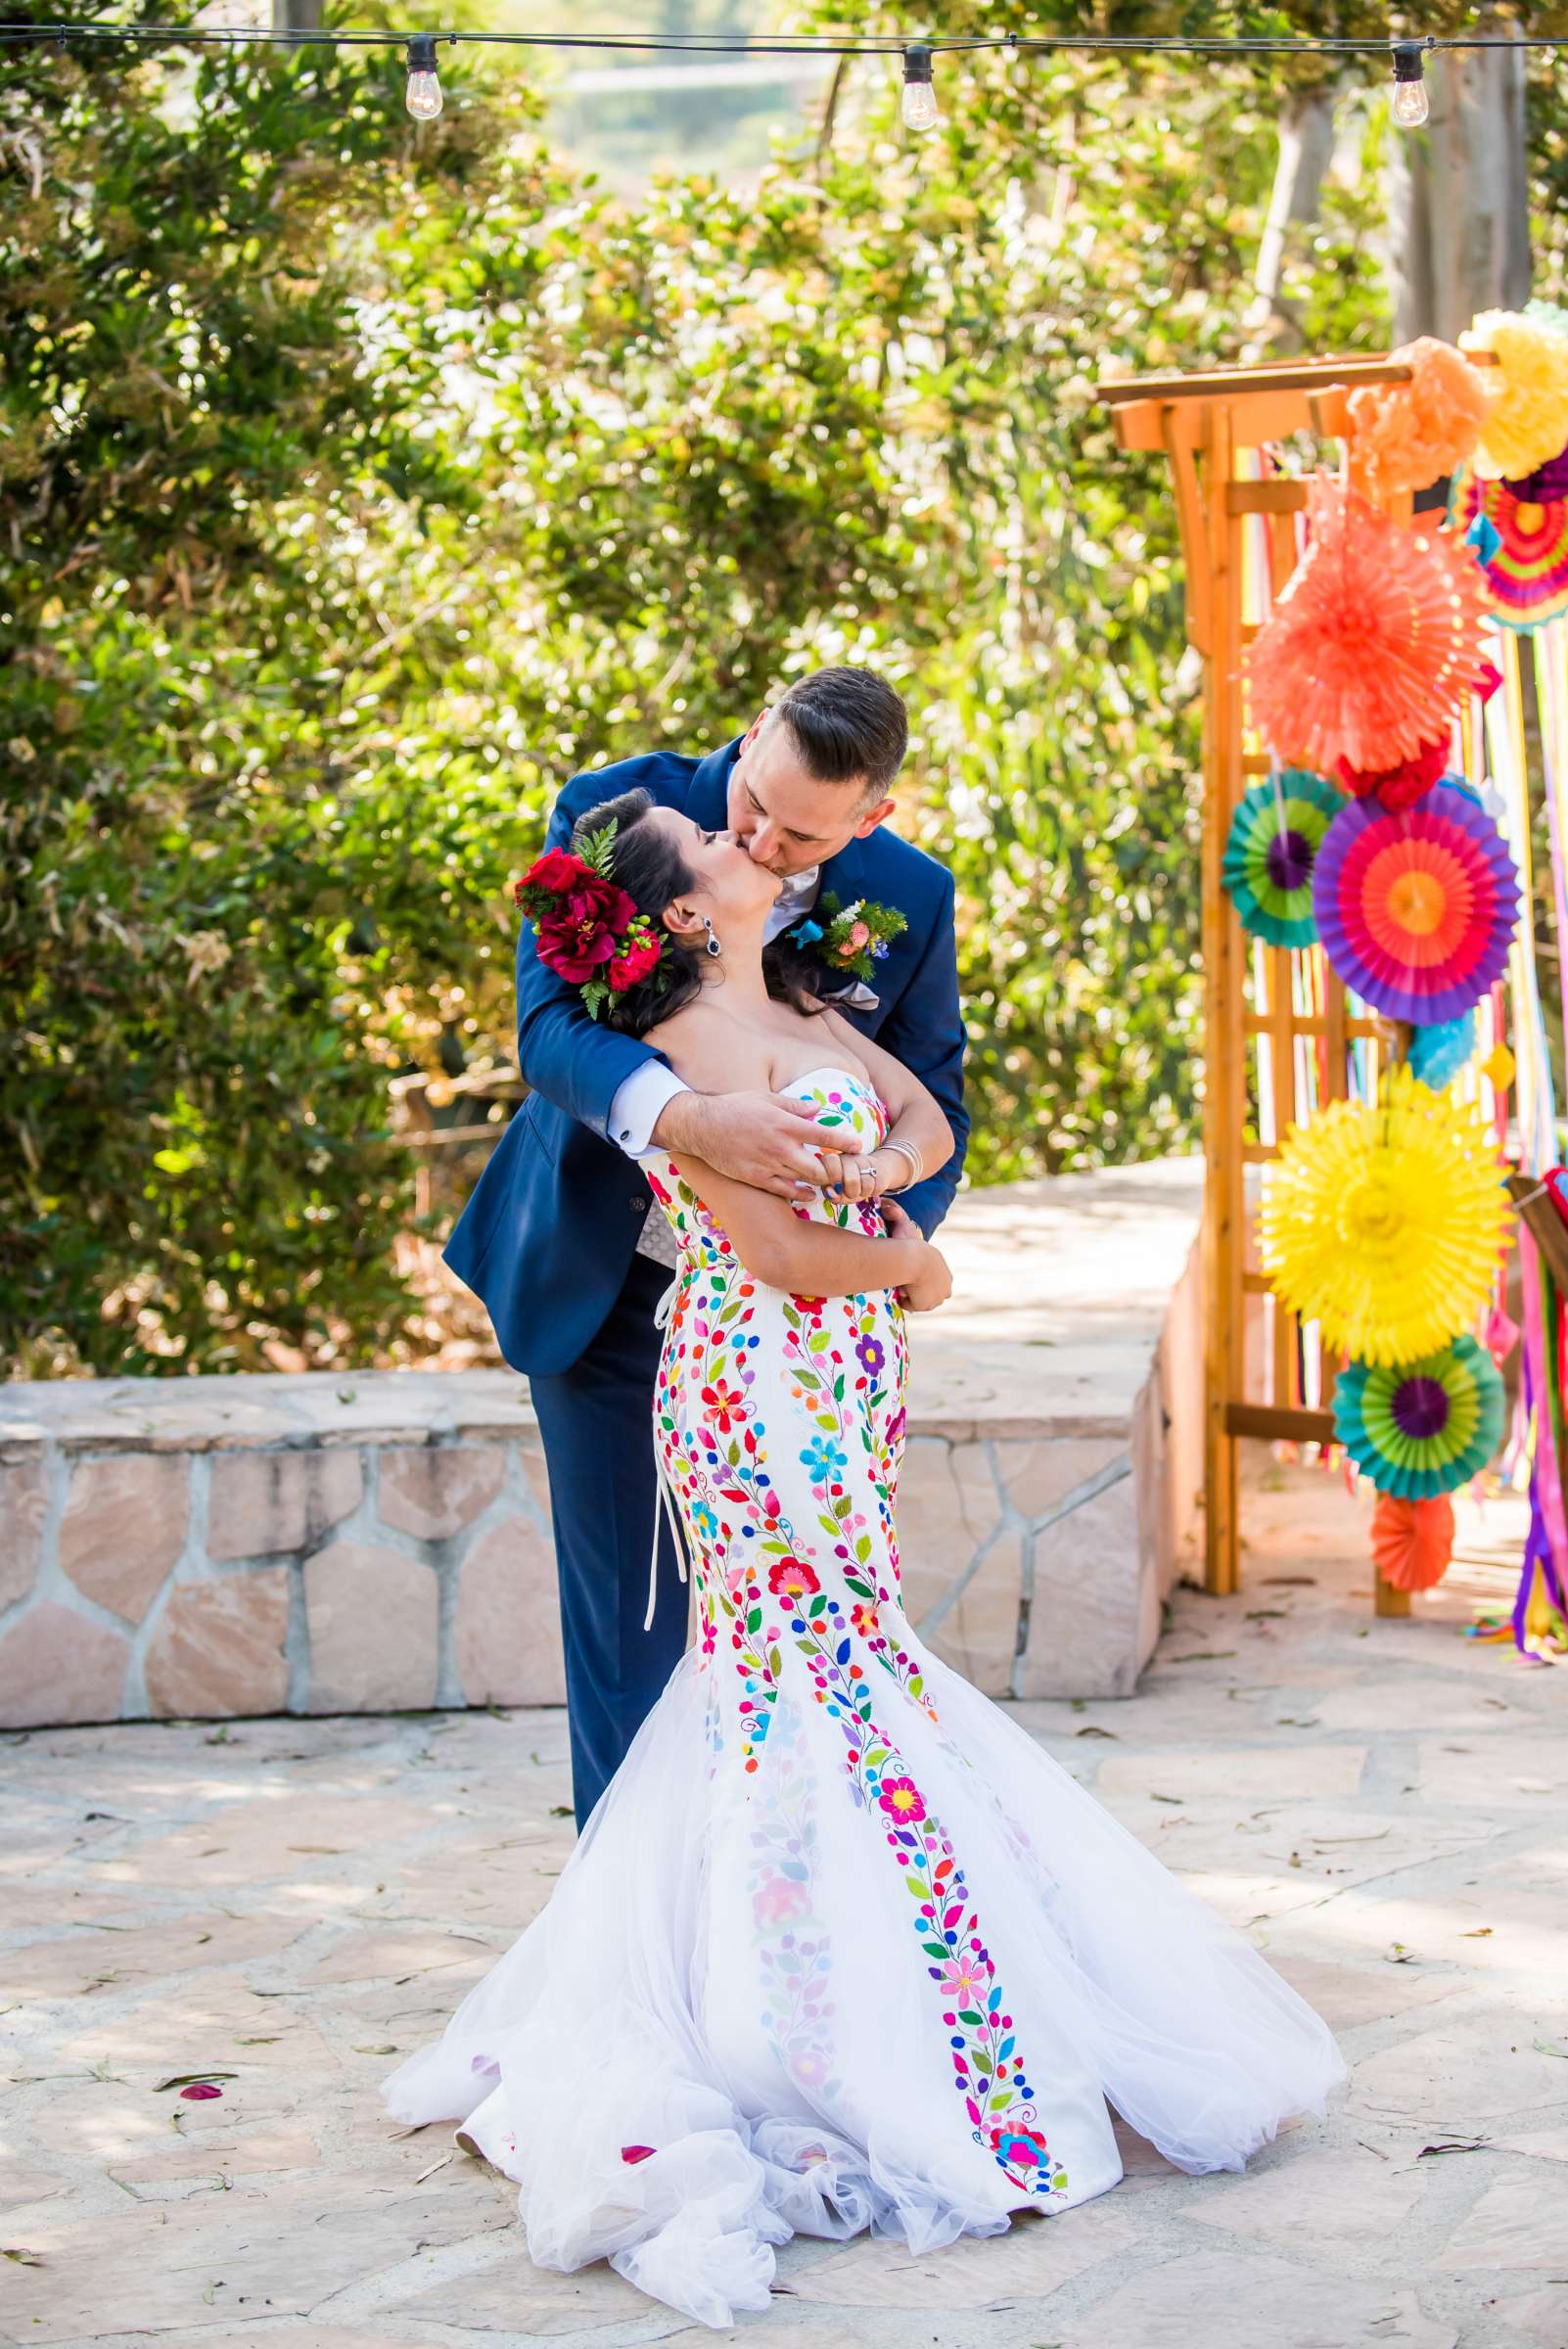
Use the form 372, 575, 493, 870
882, 1201, 953, 1313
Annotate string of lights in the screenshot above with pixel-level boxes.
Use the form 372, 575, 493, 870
14, 17, 1563, 133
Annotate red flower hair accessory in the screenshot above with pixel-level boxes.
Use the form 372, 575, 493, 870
514, 816, 670, 1021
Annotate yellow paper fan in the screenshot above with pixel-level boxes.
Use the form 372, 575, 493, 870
1259, 1064, 1510, 1368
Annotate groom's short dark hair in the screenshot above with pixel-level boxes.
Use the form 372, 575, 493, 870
771, 668, 908, 799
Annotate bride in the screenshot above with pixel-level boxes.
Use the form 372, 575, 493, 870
386, 788, 1342, 2328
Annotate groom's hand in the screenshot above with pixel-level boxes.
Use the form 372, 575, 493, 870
654, 1090, 861, 1200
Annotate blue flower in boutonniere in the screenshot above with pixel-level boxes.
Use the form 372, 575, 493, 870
790, 894, 907, 985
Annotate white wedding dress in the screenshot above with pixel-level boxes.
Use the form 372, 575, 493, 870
386, 1066, 1343, 2327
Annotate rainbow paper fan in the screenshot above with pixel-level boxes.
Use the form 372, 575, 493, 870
1407, 1009, 1478, 1090
1221, 771, 1344, 945
1312, 783, 1520, 1025
1450, 465, 1568, 629
1259, 1064, 1510, 1368
1335, 1335, 1504, 1499
1371, 1492, 1457, 1589
1245, 476, 1495, 776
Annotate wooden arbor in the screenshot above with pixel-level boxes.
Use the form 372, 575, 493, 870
1102, 356, 1423, 1604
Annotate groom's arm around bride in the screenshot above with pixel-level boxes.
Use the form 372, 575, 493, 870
441, 667, 968, 1824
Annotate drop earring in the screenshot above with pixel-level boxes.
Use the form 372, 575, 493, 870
703, 916, 722, 959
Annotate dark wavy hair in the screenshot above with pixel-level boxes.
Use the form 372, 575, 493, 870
572, 788, 823, 1039
772, 668, 908, 798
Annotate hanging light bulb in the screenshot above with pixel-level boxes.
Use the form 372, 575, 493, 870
1391, 40, 1430, 128
900, 43, 940, 132
405, 33, 443, 120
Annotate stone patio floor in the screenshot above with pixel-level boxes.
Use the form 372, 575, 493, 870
4, 1453, 1566, 2349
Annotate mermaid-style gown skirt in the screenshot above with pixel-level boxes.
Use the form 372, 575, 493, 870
386, 1068, 1342, 2328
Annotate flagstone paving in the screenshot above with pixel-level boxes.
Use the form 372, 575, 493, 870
3, 1454, 1563, 2349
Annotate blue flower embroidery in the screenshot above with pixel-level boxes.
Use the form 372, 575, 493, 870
800, 1433, 848, 1481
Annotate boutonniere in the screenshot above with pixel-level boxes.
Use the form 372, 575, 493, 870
789, 893, 907, 985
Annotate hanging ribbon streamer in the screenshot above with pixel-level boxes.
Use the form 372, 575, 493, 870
1478, 631, 1557, 1170
1460, 626, 1568, 1654
1508, 1226, 1568, 1653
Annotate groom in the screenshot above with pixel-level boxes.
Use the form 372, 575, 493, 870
445, 667, 968, 1826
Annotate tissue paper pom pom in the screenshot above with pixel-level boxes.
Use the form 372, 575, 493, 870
1407, 1009, 1478, 1090
1503, 445, 1568, 502
1461, 310, 1568, 482
1336, 733, 1451, 809
1347, 339, 1489, 502
1259, 1064, 1510, 1368
1370, 1492, 1457, 1589
1245, 477, 1495, 776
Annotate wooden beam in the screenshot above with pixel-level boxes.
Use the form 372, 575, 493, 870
1226, 1402, 1337, 1445
1101, 352, 1409, 406
1161, 404, 1212, 653
1200, 398, 1244, 1598
1225, 479, 1310, 516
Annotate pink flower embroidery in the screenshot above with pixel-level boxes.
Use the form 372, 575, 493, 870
939, 1954, 984, 2004
878, 1775, 926, 1825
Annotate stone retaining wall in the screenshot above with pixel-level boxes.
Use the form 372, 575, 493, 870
0, 1163, 1205, 1725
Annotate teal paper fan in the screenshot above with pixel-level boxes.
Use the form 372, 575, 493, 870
1222, 770, 1344, 946
1407, 1010, 1478, 1090
1333, 1333, 1504, 1499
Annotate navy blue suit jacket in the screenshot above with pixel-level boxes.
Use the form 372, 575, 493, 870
443, 736, 969, 1376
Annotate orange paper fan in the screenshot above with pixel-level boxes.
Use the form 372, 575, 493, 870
1245, 477, 1495, 776
1371, 1491, 1456, 1591
1347, 338, 1490, 505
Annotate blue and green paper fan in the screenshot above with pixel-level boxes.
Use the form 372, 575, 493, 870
1333, 1333, 1504, 1499
1222, 770, 1344, 947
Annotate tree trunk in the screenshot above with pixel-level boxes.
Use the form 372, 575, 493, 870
1388, 24, 1531, 342
1250, 83, 1339, 346
273, 0, 323, 34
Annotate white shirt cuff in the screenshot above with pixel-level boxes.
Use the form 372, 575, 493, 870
609, 1062, 689, 1158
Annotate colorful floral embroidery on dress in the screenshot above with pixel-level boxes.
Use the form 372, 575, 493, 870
642, 1066, 1066, 2201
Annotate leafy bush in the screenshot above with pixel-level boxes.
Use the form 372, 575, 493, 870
2, 6, 1388, 1373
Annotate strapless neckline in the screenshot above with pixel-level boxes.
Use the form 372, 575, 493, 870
774, 1061, 876, 1102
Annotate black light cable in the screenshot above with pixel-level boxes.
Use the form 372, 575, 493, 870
5, 20, 1546, 135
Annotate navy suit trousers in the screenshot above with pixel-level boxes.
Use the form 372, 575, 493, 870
528, 1251, 688, 1828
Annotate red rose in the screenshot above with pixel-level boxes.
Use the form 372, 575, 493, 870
517, 847, 587, 899
610, 936, 664, 990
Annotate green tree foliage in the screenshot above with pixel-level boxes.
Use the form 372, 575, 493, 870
1, 5, 1391, 1373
